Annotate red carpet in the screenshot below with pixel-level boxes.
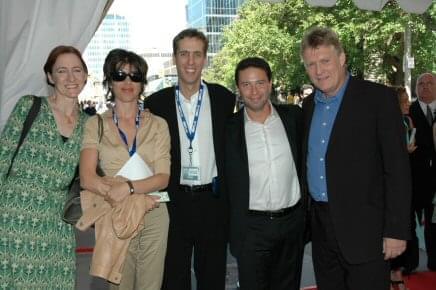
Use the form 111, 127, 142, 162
76, 247, 93, 254
405, 271, 436, 290
301, 271, 436, 290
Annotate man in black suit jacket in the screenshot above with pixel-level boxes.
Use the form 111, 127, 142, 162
409, 72, 436, 270
301, 27, 412, 290
145, 28, 235, 290
225, 57, 305, 290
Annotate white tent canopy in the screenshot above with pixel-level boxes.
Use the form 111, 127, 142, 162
0, 0, 112, 131
265, 0, 433, 14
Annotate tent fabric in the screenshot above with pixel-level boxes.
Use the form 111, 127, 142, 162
0, 0, 113, 131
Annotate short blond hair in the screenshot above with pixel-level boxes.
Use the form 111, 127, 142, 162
300, 26, 344, 58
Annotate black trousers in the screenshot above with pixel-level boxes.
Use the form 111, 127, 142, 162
411, 158, 436, 270
237, 203, 305, 290
424, 203, 436, 270
161, 189, 228, 290
311, 201, 390, 290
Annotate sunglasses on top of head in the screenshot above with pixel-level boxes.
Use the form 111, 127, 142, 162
111, 71, 143, 83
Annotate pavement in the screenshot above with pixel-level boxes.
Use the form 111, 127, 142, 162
75, 228, 429, 290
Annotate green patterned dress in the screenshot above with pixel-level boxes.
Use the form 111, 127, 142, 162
0, 96, 87, 289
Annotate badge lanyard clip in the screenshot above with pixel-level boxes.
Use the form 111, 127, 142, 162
176, 84, 204, 166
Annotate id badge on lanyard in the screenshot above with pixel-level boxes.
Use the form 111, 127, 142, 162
182, 166, 200, 181
176, 84, 204, 182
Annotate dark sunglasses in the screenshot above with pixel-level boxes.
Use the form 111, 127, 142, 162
111, 71, 143, 82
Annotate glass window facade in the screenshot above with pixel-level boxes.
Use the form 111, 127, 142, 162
187, 0, 245, 56
83, 14, 131, 80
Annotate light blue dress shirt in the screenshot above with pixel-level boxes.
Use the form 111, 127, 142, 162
307, 74, 350, 202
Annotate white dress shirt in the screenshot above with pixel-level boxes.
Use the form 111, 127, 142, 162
244, 104, 300, 211
177, 82, 217, 185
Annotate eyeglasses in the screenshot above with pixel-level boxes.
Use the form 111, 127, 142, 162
111, 71, 143, 82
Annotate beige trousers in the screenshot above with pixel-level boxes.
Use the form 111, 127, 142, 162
110, 203, 169, 290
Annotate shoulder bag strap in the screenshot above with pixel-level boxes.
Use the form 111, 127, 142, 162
96, 114, 105, 176
97, 114, 103, 143
6, 96, 42, 177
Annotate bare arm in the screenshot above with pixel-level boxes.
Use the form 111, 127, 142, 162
106, 173, 169, 203
130, 173, 169, 194
79, 148, 111, 196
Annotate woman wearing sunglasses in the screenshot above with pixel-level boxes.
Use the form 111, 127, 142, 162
0, 45, 88, 289
79, 49, 170, 290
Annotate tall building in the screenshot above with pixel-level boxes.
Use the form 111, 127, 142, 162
187, 0, 245, 58
80, 13, 130, 106
140, 49, 174, 77
83, 13, 131, 81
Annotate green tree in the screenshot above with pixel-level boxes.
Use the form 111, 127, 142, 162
205, 0, 435, 93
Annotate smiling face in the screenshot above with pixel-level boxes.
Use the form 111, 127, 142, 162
303, 44, 347, 97
47, 53, 87, 99
237, 67, 272, 118
111, 63, 142, 104
174, 37, 207, 91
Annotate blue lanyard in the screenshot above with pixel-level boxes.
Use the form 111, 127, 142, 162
112, 107, 140, 157
175, 84, 204, 164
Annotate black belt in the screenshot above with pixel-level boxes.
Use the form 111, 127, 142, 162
312, 200, 329, 208
178, 183, 213, 193
247, 201, 301, 219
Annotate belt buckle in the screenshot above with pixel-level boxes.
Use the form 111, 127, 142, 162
180, 184, 194, 192
190, 185, 202, 197
269, 209, 283, 219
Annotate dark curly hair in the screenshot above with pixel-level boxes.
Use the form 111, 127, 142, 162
102, 49, 148, 101
235, 57, 272, 85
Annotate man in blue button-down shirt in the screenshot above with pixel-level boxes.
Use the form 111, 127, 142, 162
307, 74, 349, 202
301, 27, 412, 290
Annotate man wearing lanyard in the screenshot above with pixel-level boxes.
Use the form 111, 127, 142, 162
301, 27, 411, 290
145, 28, 235, 290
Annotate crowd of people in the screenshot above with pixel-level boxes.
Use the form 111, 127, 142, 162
0, 26, 434, 290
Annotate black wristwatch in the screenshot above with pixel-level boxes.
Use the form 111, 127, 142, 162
126, 180, 135, 194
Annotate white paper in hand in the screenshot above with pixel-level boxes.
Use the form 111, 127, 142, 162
149, 191, 170, 202
408, 128, 416, 145
116, 153, 170, 202
116, 153, 152, 181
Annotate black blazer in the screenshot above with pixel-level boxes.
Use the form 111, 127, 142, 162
409, 101, 436, 208
302, 76, 412, 264
224, 104, 304, 258
144, 82, 236, 201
